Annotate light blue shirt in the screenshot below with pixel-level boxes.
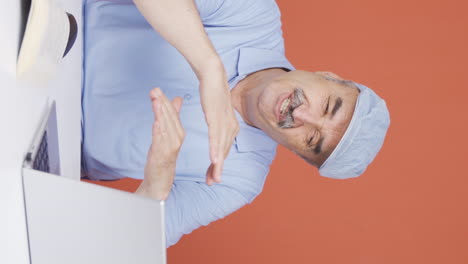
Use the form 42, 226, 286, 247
83, 0, 294, 247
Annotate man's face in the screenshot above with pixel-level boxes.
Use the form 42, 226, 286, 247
246, 70, 359, 166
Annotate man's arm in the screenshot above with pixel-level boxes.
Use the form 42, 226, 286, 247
133, 0, 239, 186
133, 0, 219, 78
164, 180, 250, 247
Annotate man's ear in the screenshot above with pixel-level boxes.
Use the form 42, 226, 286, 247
315, 71, 343, 80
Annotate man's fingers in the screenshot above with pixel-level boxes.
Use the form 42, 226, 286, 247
152, 100, 162, 123
163, 96, 184, 137
207, 120, 236, 184
150, 88, 185, 156
172, 96, 183, 113
150, 88, 161, 120
209, 143, 218, 164
206, 163, 215, 186
212, 159, 224, 183
151, 89, 184, 134
150, 87, 161, 101
158, 91, 181, 123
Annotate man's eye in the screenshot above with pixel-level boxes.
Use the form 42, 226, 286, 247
324, 96, 330, 114
307, 131, 317, 146
306, 129, 319, 147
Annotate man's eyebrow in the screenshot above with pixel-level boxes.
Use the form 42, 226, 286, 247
313, 137, 324, 155
331, 97, 343, 117
311, 97, 343, 155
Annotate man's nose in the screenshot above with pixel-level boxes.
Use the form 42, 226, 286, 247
292, 104, 320, 127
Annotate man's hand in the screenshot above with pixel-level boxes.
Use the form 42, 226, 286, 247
199, 65, 240, 186
135, 88, 185, 200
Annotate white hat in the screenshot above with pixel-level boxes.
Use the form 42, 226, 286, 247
318, 83, 391, 179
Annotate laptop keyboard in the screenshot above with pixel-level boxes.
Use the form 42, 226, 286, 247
32, 131, 50, 173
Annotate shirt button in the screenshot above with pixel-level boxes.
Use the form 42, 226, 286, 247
183, 94, 192, 101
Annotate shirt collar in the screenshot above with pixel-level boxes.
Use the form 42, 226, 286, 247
237, 47, 295, 79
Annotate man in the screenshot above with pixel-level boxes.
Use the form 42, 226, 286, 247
82, 0, 390, 247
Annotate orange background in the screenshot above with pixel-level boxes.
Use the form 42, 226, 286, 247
86, 0, 468, 263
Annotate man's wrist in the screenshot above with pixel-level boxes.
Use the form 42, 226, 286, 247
135, 179, 170, 201
194, 55, 225, 82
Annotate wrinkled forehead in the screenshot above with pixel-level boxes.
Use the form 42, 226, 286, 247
283, 71, 358, 94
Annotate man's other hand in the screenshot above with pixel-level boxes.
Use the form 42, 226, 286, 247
199, 65, 240, 186
136, 88, 185, 200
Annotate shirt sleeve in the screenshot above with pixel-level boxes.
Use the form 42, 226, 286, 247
194, 0, 280, 27
193, 0, 224, 20
164, 144, 275, 247
164, 180, 250, 247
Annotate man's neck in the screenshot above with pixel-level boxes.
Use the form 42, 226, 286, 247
231, 68, 287, 127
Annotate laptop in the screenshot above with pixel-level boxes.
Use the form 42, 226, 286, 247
22, 100, 166, 264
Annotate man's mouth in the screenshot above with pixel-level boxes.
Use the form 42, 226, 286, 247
276, 88, 305, 128
276, 92, 293, 123
280, 97, 291, 116
278, 94, 292, 122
